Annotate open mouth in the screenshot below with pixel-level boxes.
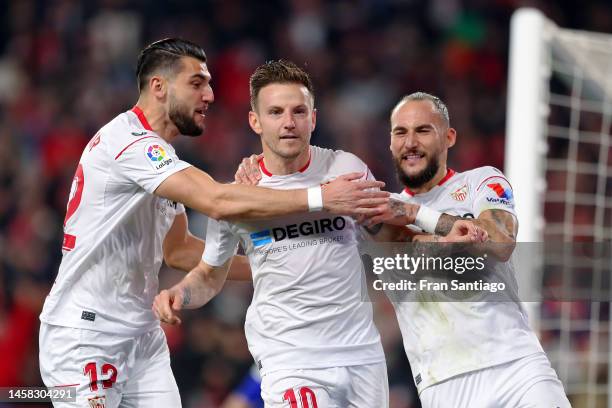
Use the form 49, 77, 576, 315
194, 108, 206, 118
401, 152, 425, 163
279, 135, 299, 140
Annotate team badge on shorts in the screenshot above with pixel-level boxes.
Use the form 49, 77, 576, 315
451, 184, 468, 201
144, 142, 175, 172
88, 395, 106, 408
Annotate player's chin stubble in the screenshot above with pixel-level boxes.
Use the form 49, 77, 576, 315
169, 99, 203, 137
268, 139, 304, 160
394, 155, 439, 189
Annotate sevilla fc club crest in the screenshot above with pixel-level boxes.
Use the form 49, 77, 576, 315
451, 184, 468, 201
88, 396, 106, 408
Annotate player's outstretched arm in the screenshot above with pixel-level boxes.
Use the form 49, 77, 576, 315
360, 198, 424, 228
153, 259, 231, 325
155, 166, 389, 220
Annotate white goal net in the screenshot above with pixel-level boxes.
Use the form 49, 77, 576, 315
506, 8, 612, 407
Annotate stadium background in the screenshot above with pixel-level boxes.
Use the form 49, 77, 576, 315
0, 0, 610, 407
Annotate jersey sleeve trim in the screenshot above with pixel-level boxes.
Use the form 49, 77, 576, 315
202, 220, 239, 267
147, 161, 192, 194
114, 136, 157, 160
201, 238, 238, 267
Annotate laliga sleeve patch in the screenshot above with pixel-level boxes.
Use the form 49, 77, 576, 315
144, 141, 176, 172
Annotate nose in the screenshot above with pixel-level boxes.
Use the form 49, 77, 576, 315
403, 131, 418, 149
282, 112, 296, 129
203, 85, 214, 104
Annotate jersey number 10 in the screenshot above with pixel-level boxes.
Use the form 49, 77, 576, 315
283, 387, 318, 408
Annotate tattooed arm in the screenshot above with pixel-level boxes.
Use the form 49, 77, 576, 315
363, 215, 487, 245
363, 198, 489, 240
434, 210, 517, 260
152, 259, 231, 325
363, 198, 420, 227
361, 223, 457, 262
434, 211, 515, 241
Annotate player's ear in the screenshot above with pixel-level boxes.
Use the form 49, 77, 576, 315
446, 127, 457, 148
249, 110, 262, 135
311, 108, 317, 131
149, 75, 167, 99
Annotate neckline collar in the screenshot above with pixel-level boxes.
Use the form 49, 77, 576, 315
259, 149, 311, 177
131, 106, 153, 131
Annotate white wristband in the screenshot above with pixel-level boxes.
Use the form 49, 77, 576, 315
414, 205, 442, 233
307, 186, 323, 212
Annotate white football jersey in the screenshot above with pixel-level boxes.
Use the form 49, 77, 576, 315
203, 146, 385, 375
391, 167, 543, 393
40, 107, 191, 335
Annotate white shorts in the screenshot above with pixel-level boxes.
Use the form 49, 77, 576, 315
39, 323, 181, 408
419, 352, 571, 408
260, 362, 389, 408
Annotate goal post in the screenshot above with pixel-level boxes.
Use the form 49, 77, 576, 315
505, 8, 612, 406
506, 8, 549, 243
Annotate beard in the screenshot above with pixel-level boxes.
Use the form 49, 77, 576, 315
394, 154, 439, 189
168, 94, 203, 137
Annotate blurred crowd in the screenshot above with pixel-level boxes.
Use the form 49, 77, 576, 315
0, 0, 610, 407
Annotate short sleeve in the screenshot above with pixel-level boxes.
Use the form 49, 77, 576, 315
114, 137, 191, 193
202, 218, 240, 267
472, 167, 517, 218
329, 150, 377, 181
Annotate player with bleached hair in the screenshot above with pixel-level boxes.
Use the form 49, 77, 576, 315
38, 38, 389, 407
364, 92, 571, 407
